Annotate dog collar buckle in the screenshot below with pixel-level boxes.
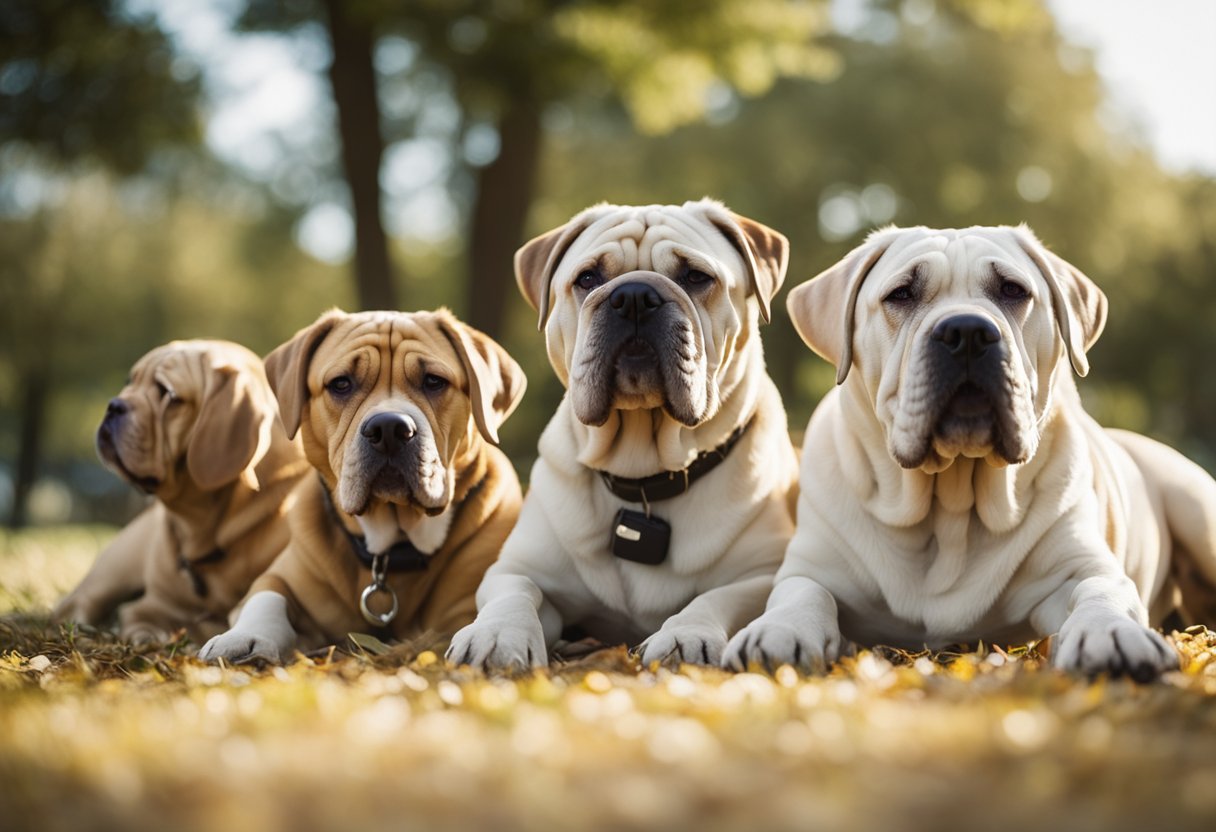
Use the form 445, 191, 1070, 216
359, 552, 400, 627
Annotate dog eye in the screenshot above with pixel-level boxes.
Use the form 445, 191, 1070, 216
575, 270, 602, 291
884, 285, 916, 303
681, 269, 714, 289
326, 376, 354, 396
422, 374, 449, 393
999, 280, 1030, 301
154, 381, 178, 403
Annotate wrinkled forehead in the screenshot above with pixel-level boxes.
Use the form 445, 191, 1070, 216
563, 205, 743, 277
312, 313, 462, 380
131, 342, 207, 382
862, 228, 1040, 299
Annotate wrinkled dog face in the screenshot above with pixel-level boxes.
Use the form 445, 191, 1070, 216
788, 226, 1107, 472
266, 310, 524, 519
515, 200, 787, 428
98, 341, 275, 495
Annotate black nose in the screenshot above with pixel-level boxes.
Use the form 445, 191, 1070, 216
931, 314, 1001, 361
360, 412, 417, 456
105, 398, 128, 420
609, 282, 664, 323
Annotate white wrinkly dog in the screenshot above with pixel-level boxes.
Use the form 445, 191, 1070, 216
726, 225, 1216, 681
447, 199, 800, 670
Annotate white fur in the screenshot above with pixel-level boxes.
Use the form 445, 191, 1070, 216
727, 227, 1181, 679
447, 202, 798, 670
356, 501, 454, 556
198, 591, 296, 663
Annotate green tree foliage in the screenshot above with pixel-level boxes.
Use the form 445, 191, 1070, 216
0, 0, 200, 173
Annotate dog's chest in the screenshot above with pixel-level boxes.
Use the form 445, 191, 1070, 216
837, 508, 1036, 641
564, 526, 702, 631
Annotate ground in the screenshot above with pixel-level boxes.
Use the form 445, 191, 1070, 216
2, 526, 1215, 832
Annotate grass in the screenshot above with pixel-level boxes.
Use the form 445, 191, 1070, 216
2, 526, 1215, 832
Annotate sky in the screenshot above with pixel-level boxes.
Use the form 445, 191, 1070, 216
144, 0, 1216, 263
1046, 0, 1216, 177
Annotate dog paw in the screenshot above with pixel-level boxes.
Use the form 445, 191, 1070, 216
638, 625, 727, 667
123, 623, 173, 646
446, 620, 547, 672
722, 615, 842, 674
198, 630, 285, 664
1053, 613, 1178, 682
52, 594, 102, 626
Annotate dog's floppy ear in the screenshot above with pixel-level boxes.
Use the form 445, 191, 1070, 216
787, 230, 898, 384
264, 310, 343, 439
186, 356, 278, 491
1013, 226, 1107, 377
515, 209, 604, 330
705, 204, 789, 324
437, 312, 527, 445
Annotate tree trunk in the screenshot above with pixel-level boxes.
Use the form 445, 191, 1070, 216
8, 370, 49, 529
323, 0, 396, 311
468, 100, 543, 339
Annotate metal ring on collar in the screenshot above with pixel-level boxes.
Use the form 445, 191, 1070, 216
359, 582, 399, 628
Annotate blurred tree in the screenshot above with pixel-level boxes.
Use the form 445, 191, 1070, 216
0, 0, 200, 172
0, 0, 202, 527
322, 0, 397, 310
242, 0, 839, 335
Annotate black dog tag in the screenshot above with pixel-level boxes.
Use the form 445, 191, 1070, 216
610, 508, 670, 565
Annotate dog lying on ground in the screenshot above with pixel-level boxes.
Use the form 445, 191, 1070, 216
54, 340, 309, 643
446, 199, 800, 670
724, 225, 1216, 680
199, 309, 525, 663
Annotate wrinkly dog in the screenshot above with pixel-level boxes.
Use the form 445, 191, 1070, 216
726, 225, 1216, 680
200, 309, 525, 663
447, 199, 800, 670
55, 340, 308, 643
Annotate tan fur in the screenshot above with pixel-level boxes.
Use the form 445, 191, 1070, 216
54, 340, 308, 643
200, 309, 524, 659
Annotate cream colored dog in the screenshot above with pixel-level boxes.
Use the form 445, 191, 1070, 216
447, 199, 799, 670
54, 340, 308, 643
725, 225, 1216, 680
199, 309, 525, 663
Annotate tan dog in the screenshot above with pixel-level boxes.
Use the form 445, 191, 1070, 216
199, 309, 525, 662
725, 225, 1216, 680
447, 199, 799, 670
54, 340, 308, 643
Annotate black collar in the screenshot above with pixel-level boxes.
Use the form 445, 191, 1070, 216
596, 417, 753, 504
318, 475, 429, 573
178, 547, 225, 598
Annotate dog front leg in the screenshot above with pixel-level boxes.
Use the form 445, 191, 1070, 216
446, 573, 560, 671
53, 506, 160, 626
1031, 569, 1178, 682
720, 575, 844, 673
639, 573, 776, 667
198, 591, 298, 663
